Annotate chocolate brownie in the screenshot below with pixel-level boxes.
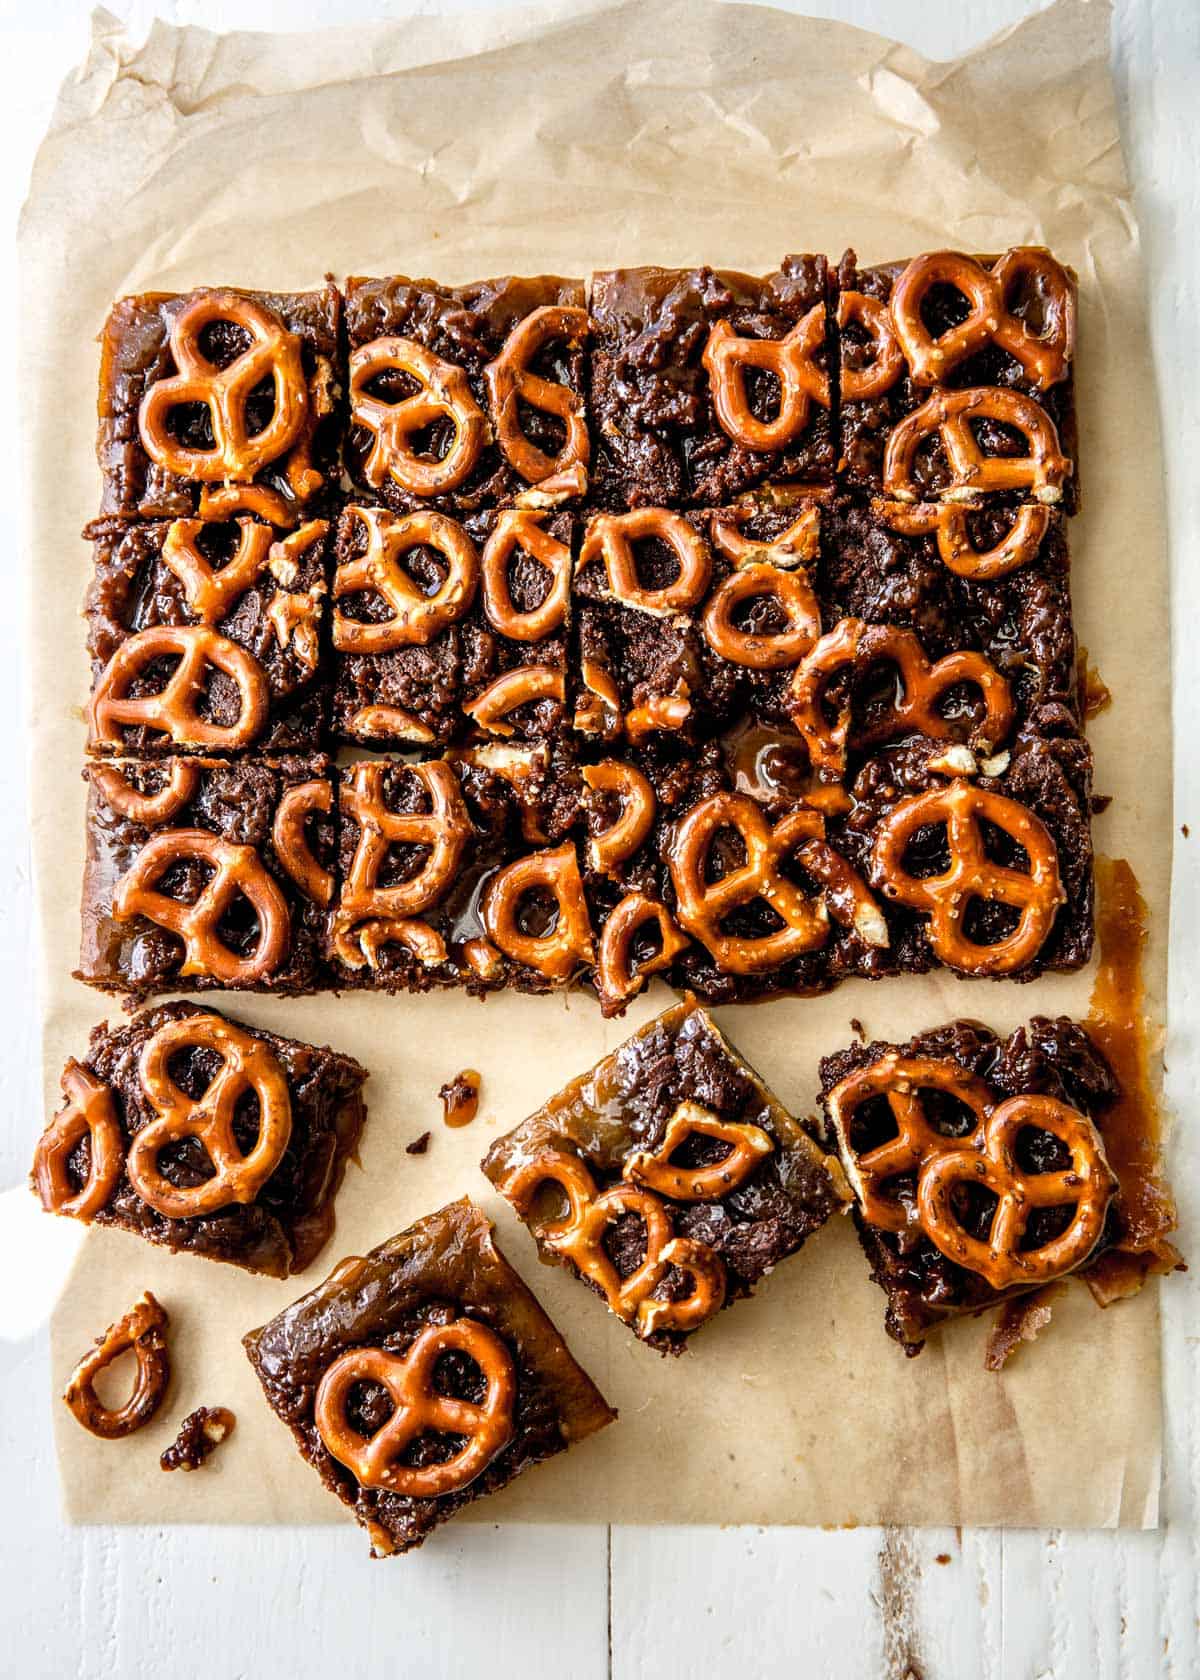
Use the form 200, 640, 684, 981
483, 998, 849, 1351
243, 1198, 615, 1556
32, 1000, 367, 1277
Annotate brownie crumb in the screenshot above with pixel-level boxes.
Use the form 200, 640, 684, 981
160, 1406, 235, 1472
849, 1018, 866, 1042
935, 1553, 951, 1566
439, 1070, 481, 1129
406, 1132, 432, 1156
1183, 825, 1190, 839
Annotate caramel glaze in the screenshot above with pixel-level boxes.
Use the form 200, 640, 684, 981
1077, 645, 1113, 722
440, 1069, 482, 1129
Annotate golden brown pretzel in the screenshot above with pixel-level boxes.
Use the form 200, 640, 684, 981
88, 625, 269, 751
333, 506, 479, 652
113, 828, 292, 984
160, 518, 274, 622
91, 762, 200, 827
266, 586, 324, 675
63, 1293, 170, 1439
795, 837, 890, 949
138, 292, 309, 482
128, 1013, 292, 1218
624, 1101, 773, 1200
357, 917, 448, 970
33, 1061, 125, 1221
315, 1320, 515, 1497
890, 248, 1075, 389
349, 335, 489, 495
573, 658, 623, 737
837, 290, 905, 399
581, 760, 656, 876
480, 510, 572, 641
882, 386, 1072, 505
702, 307, 829, 451
917, 1094, 1114, 1290
481, 843, 595, 983
668, 793, 828, 974
874, 497, 1052, 580
579, 510, 712, 615
347, 704, 436, 745
463, 667, 565, 737
594, 893, 688, 1017
482, 305, 590, 487
870, 780, 1065, 974
272, 779, 333, 907
709, 504, 820, 570
701, 563, 820, 669
625, 694, 693, 741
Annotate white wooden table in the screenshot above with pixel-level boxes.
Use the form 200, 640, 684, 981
1, 2, 1195, 1674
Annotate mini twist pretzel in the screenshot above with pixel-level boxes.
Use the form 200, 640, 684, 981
349, 335, 489, 496
63, 1293, 170, 1439
481, 843, 595, 983
595, 894, 689, 1016
710, 504, 820, 571
890, 248, 1075, 389
701, 563, 820, 669
883, 386, 1072, 505
113, 828, 292, 984
624, 1101, 773, 1201
138, 291, 308, 482
91, 762, 200, 828
702, 307, 830, 452
870, 779, 1065, 975
825, 1052, 995, 1233
315, 1320, 516, 1497
789, 617, 1015, 776
917, 1094, 1114, 1290
33, 1061, 125, 1221
88, 625, 269, 751
481, 510, 572, 641
160, 518, 274, 623
333, 506, 480, 652
874, 497, 1053, 581
579, 510, 712, 616
463, 667, 565, 737
272, 779, 334, 907
837, 291, 905, 400
482, 305, 590, 487
582, 760, 656, 876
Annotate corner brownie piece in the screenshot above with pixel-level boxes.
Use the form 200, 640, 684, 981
84, 515, 330, 756
243, 1198, 615, 1556
31, 1002, 367, 1277
483, 998, 849, 1352
96, 285, 340, 523
78, 756, 335, 997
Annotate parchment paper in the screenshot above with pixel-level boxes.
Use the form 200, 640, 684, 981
23, 0, 1171, 1531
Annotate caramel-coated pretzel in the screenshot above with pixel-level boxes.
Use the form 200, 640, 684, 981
463, 667, 565, 737
483, 305, 590, 487
870, 780, 1065, 975
91, 762, 200, 828
624, 1101, 774, 1201
581, 760, 656, 876
480, 510, 572, 641
481, 843, 595, 983
882, 386, 1071, 505
890, 248, 1075, 389
315, 1320, 515, 1497
625, 694, 693, 741
874, 497, 1052, 581
918, 1094, 1114, 1290
127, 1013, 292, 1218
795, 837, 890, 950
710, 504, 820, 571
89, 625, 269, 751
333, 506, 479, 652
160, 518, 274, 623
33, 1061, 125, 1221
113, 828, 292, 984
668, 793, 828, 974
579, 510, 712, 616
356, 916, 448, 970
837, 290, 905, 400
701, 563, 820, 669
349, 336, 489, 496
573, 658, 623, 737
272, 779, 334, 907
63, 1293, 170, 1439
595, 893, 688, 1016
266, 585, 325, 675
702, 307, 829, 452
348, 704, 437, 745
138, 292, 308, 482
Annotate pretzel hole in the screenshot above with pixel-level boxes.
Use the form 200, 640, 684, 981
728, 587, 791, 637
623, 918, 671, 973
1012, 1124, 1072, 1176
517, 396, 567, 456
980, 818, 1030, 873
703, 825, 749, 884
947, 1179, 1001, 1243
165, 402, 217, 453
62, 1133, 95, 1196
120, 650, 246, 730
962, 899, 1023, 948
504, 546, 555, 614
661, 1130, 739, 1172
602, 1208, 650, 1278
197, 318, 253, 367
918, 282, 973, 337
897, 819, 953, 879
627, 537, 687, 594
512, 885, 560, 939
970, 416, 1030, 460
90, 1346, 142, 1413
841, 308, 883, 373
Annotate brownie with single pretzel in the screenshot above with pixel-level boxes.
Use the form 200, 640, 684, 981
482, 997, 849, 1353
31, 1000, 367, 1277
243, 1197, 616, 1557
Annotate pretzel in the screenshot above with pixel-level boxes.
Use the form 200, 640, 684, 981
462, 937, 504, 983
874, 497, 1053, 581
266, 586, 325, 674
266, 519, 327, 586
482, 843, 595, 982
789, 618, 1015, 776
710, 504, 820, 571
625, 694, 693, 740
796, 837, 890, 949
579, 510, 712, 615
573, 657, 623, 737
357, 917, 448, 970
348, 704, 436, 745
883, 386, 1071, 505
272, 779, 333, 907
349, 335, 489, 495
89, 626, 269, 751
199, 483, 297, 526
160, 518, 274, 622
333, 506, 479, 652
63, 1293, 170, 1439
463, 667, 565, 737
825, 1052, 995, 1232
483, 305, 590, 487
702, 307, 829, 451
480, 510, 571, 640
582, 760, 655, 876
668, 793, 829, 973
91, 762, 200, 827
456, 742, 550, 843
127, 1013, 292, 1218
33, 1061, 125, 1220
837, 290, 905, 399
624, 1101, 773, 1200
315, 1320, 515, 1497
918, 1094, 1114, 1290
890, 248, 1075, 389
702, 564, 820, 669
113, 828, 292, 984
499, 1150, 725, 1335
870, 780, 1065, 974
595, 894, 688, 1016
332, 761, 472, 968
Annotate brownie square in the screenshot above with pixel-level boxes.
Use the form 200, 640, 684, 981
77, 755, 335, 998
32, 1001, 367, 1278
483, 998, 849, 1352
343, 274, 588, 513
243, 1197, 615, 1556
589, 258, 835, 509
84, 515, 330, 756
96, 285, 341, 523
817, 1017, 1125, 1353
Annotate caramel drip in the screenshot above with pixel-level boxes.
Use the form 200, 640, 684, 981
1077, 645, 1113, 722
440, 1069, 481, 1129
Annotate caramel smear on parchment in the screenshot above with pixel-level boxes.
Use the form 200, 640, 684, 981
1077, 644, 1113, 722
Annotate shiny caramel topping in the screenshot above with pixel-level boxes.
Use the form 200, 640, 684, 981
572, 657, 623, 737
890, 248, 1074, 389
350, 335, 489, 496
480, 510, 571, 641
874, 498, 1052, 581
88, 625, 269, 752
63, 1293, 170, 1440
333, 505, 479, 652
702, 306, 829, 451
348, 704, 437, 745
709, 504, 820, 570
33, 1061, 125, 1221
624, 1103, 773, 1201
482, 843, 595, 983
624, 694, 693, 741
483, 305, 590, 489
882, 386, 1071, 505
579, 509, 712, 615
